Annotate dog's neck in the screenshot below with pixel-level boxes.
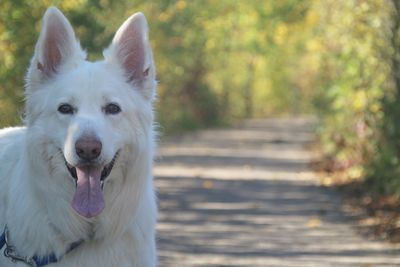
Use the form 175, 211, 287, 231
5, 152, 88, 258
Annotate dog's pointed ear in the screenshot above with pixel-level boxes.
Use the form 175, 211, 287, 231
27, 7, 85, 86
104, 12, 156, 100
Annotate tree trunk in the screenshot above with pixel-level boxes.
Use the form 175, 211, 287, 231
392, 0, 400, 95
244, 57, 255, 118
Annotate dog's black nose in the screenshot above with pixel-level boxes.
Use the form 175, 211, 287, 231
75, 137, 102, 161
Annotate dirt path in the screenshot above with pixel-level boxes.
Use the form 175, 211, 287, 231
154, 118, 400, 267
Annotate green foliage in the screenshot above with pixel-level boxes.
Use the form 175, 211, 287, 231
367, 0, 400, 195
305, 0, 400, 195
309, 0, 391, 170
0, 0, 310, 131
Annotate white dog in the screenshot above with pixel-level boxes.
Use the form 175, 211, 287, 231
0, 7, 157, 267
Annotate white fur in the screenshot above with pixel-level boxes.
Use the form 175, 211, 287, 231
0, 7, 157, 267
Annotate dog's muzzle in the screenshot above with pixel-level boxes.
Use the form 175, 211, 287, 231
65, 152, 119, 188
64, 152, 119, 218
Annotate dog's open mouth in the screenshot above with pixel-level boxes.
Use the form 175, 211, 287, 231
66, 154, 118, 188
65, 152, 119, 219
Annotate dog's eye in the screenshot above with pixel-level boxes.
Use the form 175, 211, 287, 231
104, 103, 121, 115
58, 104, 74, 115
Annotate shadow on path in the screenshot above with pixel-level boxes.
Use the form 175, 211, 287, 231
155, 118, 400, 267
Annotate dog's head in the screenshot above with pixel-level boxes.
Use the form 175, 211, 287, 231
24, 7, 156, 218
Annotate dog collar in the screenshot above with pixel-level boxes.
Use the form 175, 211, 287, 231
0, 225, 83, 267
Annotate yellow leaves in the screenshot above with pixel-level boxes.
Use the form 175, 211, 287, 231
352, 91, 367, 112
99, 0, 110, 8
359, 2, 370, 12
351, 90, 381, 114
306, 10, 319, 26
3, 50, 14, 69
369, 103, 380, 114
348, 165, 364, 180
159, 1, 188, 23
60, 0, 88, 11
158, 12, 170, 23
274, 23, 288, 45
320, 175, 334, 187
176, 0, 187, 11
202, 180, 214, 189
159, 0, 186, 22
306, 39, 322, 52
206, 39, 217, 51
307, 217, 322, 228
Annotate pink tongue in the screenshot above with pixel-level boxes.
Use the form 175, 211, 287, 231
72, 166, 105, 218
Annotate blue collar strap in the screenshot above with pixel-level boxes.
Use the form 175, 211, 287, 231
1, 225, 83, 267
0, 231, 5, 252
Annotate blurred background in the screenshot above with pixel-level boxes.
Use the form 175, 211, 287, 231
1, 0, 400, 207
